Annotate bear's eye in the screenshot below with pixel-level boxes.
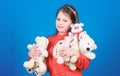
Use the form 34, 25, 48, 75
77, 26, 79, 28
60, 42, 62, 44
80, 36, 82, 39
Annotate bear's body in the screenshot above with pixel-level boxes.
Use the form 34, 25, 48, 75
23, 36, 49, 76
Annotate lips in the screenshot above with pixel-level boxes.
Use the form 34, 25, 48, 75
58, 25, 64, 28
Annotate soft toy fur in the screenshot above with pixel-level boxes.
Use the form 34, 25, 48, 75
69, 23, 84, 38
70, 23, 97, 60
78, 32, 97, 60
23, 36, 49, 76
53, 22, 97, 70
53, 36, 79, 70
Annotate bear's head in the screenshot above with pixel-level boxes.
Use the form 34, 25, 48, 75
71, 23, 84, 33
79, 32, 97, 59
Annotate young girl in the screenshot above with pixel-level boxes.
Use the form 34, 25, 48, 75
29, 4, 90, 76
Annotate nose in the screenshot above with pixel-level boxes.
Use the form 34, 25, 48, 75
59, 21, 63, 25
86, 47, 90, 51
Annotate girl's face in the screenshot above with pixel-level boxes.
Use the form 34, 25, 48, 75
56, 11, 72, 34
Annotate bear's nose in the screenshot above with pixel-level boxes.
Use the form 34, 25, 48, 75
86, 47, 90, 51
28, 69, 32, 71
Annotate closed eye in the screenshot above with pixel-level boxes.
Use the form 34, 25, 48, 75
63, 19, 67, 22
57, 18, 60, 21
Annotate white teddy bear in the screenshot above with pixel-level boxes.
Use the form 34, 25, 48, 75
23, 36, 49, 76
53, 36, 79, 70
78, 32, 97, 60
69, 23, 84, 38
69, 23, 97, 60
53, 22, 97, 71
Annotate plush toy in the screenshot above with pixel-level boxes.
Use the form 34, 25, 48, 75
64, 36, 79, 63
78, 32, 97, 60
69, 22, 97, 60
53, 36, 79, 70
69, 23, 84, 38
23, 36, 49, 76
53, 40, 65, 64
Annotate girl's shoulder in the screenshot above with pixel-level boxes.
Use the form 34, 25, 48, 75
47, 34, 57, 41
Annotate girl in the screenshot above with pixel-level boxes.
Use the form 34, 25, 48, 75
29, 4, 90, 76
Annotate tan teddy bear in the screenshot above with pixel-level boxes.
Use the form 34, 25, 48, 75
53, 36, 79, 70
23, 36, 49, 76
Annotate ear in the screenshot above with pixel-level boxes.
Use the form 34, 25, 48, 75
94, 44, 97, 50
27, 44, 33, 50
35, 36, 40, 42
79, 23, 84, 27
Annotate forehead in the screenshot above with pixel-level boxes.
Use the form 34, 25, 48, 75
57, 11, 70, 19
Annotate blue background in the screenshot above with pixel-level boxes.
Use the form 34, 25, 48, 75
0, 0, 120, 76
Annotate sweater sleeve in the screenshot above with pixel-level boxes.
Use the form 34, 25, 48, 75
75, 53, 90, 70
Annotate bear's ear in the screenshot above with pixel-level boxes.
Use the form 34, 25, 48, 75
79, 23, 84, 26
35, 36, 40, 42
94, 44, 97, 50
27, 44, 33, 49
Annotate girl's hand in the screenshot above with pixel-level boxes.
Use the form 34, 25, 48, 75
28, 45, 42, 59
59, 47, 80, 59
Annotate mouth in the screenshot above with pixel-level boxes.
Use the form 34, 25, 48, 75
58, 25, 64, 28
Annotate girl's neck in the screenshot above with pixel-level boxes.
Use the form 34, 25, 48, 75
58, 32, 68, 35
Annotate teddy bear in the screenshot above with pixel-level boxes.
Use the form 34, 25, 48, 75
23, 36, 49, 76
69, 22, 97, 60
78, 31, 97, 60
69, 22, 84, 38
53, 35, 79, 70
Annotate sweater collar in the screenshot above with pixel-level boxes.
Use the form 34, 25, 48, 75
56, 33, 68, 37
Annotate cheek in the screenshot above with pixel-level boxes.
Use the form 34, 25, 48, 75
56, 20, 58, 26
63, 25, 70, 32
64, 22, 71, 27
56, 21, 59, 28
66, 24, 71, 30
